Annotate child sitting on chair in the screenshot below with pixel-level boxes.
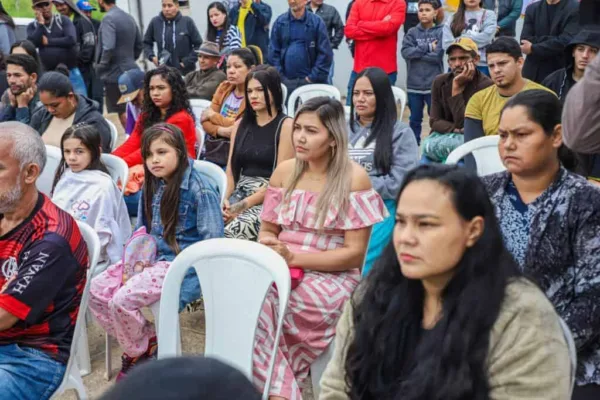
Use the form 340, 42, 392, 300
88, 123, 224, 381
51, 123, 131, 265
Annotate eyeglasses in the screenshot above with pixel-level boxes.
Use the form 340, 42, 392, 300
34, 2, 51, 9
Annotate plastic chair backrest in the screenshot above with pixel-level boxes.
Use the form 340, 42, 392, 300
281, 83, 288, 114
105, 119, 119, 151
101, 153, 129, 192
196, 127, 205, 158
51, 221, 100, 399
37, 145, 62, 196
445, 135, 505, 176
287, 84, 341, 117
190, 98, 213, 122
392, 87, 407, 121
558, 318, 577, 394
193, 160, 227, 206
157, 239, 291, 400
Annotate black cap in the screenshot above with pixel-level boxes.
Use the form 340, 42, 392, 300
99, 357, 262, 400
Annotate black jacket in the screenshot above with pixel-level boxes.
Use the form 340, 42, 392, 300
307, 3, 344, 49
30, 95, 112, 153
143, 12, 203, 75
72, 13, 97, 70
27, 14, 78, 70
543, 29, 600, 103
520, 0, 579, 83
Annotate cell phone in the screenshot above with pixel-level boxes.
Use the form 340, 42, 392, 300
579, 0, 600, 28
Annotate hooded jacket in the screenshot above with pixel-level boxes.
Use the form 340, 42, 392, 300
30, 94, 112, 153
143, 11, 203, 76
520, 0, 579, 83
401, 23, 444, 92
542, 30, 600, 103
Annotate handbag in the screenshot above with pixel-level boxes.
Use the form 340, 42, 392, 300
121, 226, 158, 283
204, 135, 230, 167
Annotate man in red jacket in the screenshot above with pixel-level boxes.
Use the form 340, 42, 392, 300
344, 0, 406, 104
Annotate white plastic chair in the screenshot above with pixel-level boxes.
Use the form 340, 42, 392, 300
558, 318, 577, 395
190, 98, 213, 122
37, 145, 62, 196
193, 160, 227, 206
445, 135, 505, 176
287, 84, 341, 117
195, 127, 205, 158
101, 153, 129, 193
105, 119, 119, 151
156, 239, 291, 400
281, 83, 288, 114
392, 86, 408, 121
50, 222, 100, 399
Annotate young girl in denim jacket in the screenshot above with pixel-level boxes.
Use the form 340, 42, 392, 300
88, 123, 224, 380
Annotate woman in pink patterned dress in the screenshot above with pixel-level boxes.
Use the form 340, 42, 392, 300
254, 97, 388, 399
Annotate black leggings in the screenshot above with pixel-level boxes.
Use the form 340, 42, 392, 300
572, 384, 600, 400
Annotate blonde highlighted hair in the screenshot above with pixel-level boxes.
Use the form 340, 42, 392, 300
285, 97, 352, 228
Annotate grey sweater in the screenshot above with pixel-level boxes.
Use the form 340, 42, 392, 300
401, 23, 444, 93
347, 120, 419, 201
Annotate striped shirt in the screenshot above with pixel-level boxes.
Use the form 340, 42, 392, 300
217, 26, 242, 51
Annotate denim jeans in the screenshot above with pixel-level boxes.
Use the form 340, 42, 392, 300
124, 191, 141, 217
179, 268, 202, 311
0, 344, 66, 400
407, 92, 432, 145
477, 65, 490, 77
347, 71, 398, 105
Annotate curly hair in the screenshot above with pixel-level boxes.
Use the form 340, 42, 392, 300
141, 65, 194, 131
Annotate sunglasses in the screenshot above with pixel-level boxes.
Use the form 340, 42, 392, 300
34, 2, 51, 8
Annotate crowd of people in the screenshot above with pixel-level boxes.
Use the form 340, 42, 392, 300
0, 0, 599, 399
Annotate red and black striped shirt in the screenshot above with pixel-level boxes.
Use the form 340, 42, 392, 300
0, 193, 88, 364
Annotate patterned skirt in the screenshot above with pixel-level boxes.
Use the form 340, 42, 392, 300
224, 175, 269, 241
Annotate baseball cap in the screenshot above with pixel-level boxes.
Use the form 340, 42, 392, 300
76, 0, 97, 11
446, 37, 479, 55
117, 69, 146, 105
98, 357, 262, 400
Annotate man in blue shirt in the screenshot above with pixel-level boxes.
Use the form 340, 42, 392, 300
269, 0, 333, 96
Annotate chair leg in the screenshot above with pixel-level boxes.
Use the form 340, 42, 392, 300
76, 322, 92, 377
105, 333, 112, 381
69, 370, 89, 400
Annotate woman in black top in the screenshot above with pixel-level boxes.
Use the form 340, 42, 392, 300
223, 65, 294, 241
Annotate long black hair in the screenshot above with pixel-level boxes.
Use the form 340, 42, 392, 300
345, 164, 520, 400
206, 1, 230, 49
141, 123, 190, 254
51, 123, 110, 192
0, 2, 15, 29
231, 65, 284, 184
450, 0, 484, 38
349, 67, 395, 175
501, 89, 577, 172
141, 65, 194, 131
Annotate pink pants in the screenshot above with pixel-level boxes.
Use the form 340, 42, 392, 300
88, 261, 170, 357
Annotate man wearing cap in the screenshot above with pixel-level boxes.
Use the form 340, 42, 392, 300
77, 1, 100, 33
117, 68, 145, 135
95, 0, 143, 130
53, 0, 98, 104
183, 41, 226, 101
27, 0, 78, 72
422, 37, 493, 163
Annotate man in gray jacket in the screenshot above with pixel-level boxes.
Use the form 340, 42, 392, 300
95, 0, 142, 129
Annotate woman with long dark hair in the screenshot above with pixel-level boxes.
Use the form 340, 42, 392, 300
442, 0, 497, 75
206, 1, 241, 52
483, 90, 600, 399
0, 1, 15, 55
320, 164, 572, 399
113, 65, 197, 168
348, 67, 418, 275
223, 65, 294, 241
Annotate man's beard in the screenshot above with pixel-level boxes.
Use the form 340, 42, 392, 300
10, 85, 26, 97
0, 179, 22, 215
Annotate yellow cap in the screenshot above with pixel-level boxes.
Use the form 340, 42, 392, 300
446, 37, 479, 54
